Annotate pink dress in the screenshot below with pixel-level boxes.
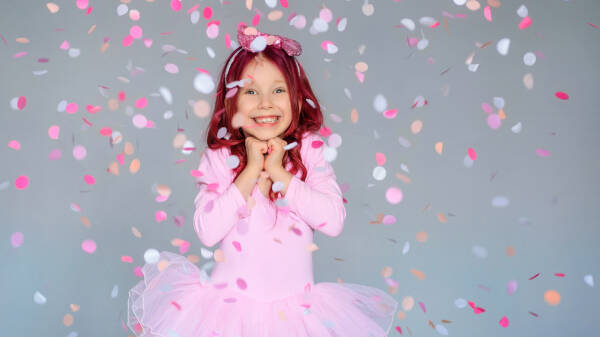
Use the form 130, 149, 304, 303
127, 131, 398, 337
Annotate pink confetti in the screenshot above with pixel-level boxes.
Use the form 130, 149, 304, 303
83, 174, 95, 185
121, 256, 133, 263
536, 148, 550, 157
203, 6, 212, 20
135, 97, 148, 109
81, 239, 97, 254
528, 311, 539, 317
17, 96, 26, 110
133, 266, 144, 277
418, 301, 426, 313
48, 149, 62, 160
355, 71, 365, 83
143, 38, 153, 48
383, 109, 397, 119
225, 87, 238, 98
554, 273, 566, 277
66, 102, 78, 114
252, 13, 260, 26
13, 51, 27, 59
519, 16, 532, 30
122, 34, 133, 47
484, 6, 492, 22
487, 114, 501, 129
8, 140, 21, 150
481, 102, 493, 114
171, 0, 182, 11
170, 301, 182, 310
499, 316, 509, 328
236, 278, 247, 290
73, 145, 87, 160
60, 40, 70, 50
10, 232, 24, 248
76, 0, 88, 10
86, 105, 101, 113
375, 152, 386, 166
130, 25, 143, 39
99, 127, 112, 137
15, 175, 29, 189
555, 91, 569, 100
232, 241, 242, 252
155, 210, 167, 222
467, 147, 477, 160
385, 186, 403, 204
587, 22, 598, 29
225, 33, 231, 48
528, 272, 540, 280
280, 0, 289, 8
311, 140, 324, 149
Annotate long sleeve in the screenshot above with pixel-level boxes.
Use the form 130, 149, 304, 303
193, 148, 248, 247
282, 134, 346, 237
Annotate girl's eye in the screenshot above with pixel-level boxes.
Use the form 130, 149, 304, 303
245, 88, 286, 95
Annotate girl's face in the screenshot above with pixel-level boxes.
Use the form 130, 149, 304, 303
237, 54, 297, 141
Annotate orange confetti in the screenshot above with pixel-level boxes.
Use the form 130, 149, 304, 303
410, 268, 426, 280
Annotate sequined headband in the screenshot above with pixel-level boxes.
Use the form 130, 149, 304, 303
224, 22, 302, 87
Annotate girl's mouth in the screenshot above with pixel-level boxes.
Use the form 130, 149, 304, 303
252, 116, 280, 127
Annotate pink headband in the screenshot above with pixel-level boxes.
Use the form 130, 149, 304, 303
224, 23, 302, 87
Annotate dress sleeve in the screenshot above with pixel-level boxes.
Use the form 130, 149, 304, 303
282, 134, 347, 237
193, 148, 249, 247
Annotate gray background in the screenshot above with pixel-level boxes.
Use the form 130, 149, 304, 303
1, 0, 599, 336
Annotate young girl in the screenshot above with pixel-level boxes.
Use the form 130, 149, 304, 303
128, 22, 398, 337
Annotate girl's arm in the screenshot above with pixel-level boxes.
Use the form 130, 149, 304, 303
281, 134, 346, 237
193, 148, 250, 247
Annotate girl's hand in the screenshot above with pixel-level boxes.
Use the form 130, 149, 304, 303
264, 136, 288, 175
245, 136, 268, 173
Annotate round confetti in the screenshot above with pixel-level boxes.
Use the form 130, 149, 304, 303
10, 232, 24, 247
144, 248, 160, 264
81, 239, 97, 254
544, 289, 561, 306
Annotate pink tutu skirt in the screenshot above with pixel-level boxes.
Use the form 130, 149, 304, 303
127, 251, 398, 337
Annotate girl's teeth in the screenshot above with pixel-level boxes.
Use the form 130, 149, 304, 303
254, 117, 279, 123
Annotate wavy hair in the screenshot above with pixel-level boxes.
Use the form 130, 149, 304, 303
202, 44, 323, 203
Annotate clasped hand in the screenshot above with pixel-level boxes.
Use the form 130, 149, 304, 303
245, 136, 288, 177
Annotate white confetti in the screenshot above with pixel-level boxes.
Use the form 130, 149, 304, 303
116, 4, 128, 16
435, 324, 449, 336
523, 52, 536, 66
200, 247, 213, 259
144, 248, 160, 264
402, 241, 410, 255
373, 94, 387, 113
472, 245, 488, 259
34, 290, 47, 304
401, 18, 415, 31
492, 195, 510, 208
584, 274, 594, 287
226, 154, 240, 169
193, 72, 215, 94
159, 86, 172, 105
111, 284, 119, 298
455, 298, 467, 308
372, 166, 386, 181
517, 5, 528, 18
511, 122, 522, 133
272, 181, 284, 193
497, 38, 510, 56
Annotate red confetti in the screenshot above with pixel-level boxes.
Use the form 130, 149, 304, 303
555, 91, 569, 100
554, 273, 565, 277
528, 311, 539, 317
528, 273, 540, 280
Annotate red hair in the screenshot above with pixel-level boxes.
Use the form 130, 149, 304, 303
202, 45, 324, 203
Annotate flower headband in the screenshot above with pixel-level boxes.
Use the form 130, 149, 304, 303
224, 22, 302, 88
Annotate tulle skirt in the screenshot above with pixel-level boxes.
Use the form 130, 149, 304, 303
127, 251, 398, 337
